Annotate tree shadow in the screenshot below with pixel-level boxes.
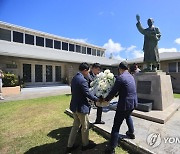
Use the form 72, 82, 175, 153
25, 126, 110, 154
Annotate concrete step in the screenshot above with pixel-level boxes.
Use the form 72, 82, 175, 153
136, 102, 152, 112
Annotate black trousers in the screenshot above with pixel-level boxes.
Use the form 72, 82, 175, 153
110, 110, 134, 148
95, 106, 102, 122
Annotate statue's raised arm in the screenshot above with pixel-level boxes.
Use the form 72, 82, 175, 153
136, 14, 140, 22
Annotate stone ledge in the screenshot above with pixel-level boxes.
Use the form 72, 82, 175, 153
132, 101, 180, 124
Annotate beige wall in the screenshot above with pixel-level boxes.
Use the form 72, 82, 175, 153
0, 56, 66, 85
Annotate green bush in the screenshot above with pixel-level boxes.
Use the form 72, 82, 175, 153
2, 72, 19, 87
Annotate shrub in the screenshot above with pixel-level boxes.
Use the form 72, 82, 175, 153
2, 72, 19, 87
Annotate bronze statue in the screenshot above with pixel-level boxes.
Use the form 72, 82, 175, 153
136, 14, 161, 71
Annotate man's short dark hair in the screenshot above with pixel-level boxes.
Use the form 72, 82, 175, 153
92, 63, 101, 69
119, 61, 128, 70
79, 62, 89, 71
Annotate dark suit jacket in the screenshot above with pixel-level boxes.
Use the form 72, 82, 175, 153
105, 71, 137, 111
70, 72, 98, 114
87, 71, 95, 87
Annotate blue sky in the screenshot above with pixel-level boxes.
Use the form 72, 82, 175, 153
0, 0, 180, 60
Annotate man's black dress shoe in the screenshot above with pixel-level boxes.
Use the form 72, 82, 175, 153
126, 131, 135, 139
81, 141, 96, 151
94, 120, 105, 124
65, 144, 79, 153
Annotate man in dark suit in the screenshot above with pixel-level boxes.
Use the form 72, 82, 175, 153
88, 63, 105, 124
66, 62, 101, 153
105, 61, 137, 154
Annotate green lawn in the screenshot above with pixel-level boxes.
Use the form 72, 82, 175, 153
0, 95, 127, 154
174, 93, 180, 98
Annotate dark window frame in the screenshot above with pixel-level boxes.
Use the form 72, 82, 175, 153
54, 40, 61, 49
168, 62, 177, 72
82, 46, 86, 54
13, 31, 23, 43
36, 36, 44, 47
92, 49, 96, 56
62, 42, 68, 51
45, 38, 53, 48
0, 28, 11, 41
97, 50, 101, 56
69, 43, 75, 52
76, 45, 81, 53
25, 34, 34, 45
87, 47, 92, 55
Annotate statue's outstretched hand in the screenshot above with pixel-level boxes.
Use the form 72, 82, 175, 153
136, 14, 140, 22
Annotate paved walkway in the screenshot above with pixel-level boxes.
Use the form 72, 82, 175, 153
66, 99, 180, 154
0, 84, 71, 102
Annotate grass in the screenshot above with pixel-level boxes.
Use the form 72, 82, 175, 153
174, 93, 180, 98
0, 95, 127, 154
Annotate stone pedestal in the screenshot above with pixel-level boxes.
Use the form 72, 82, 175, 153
134, 72, 174, 111
133, 72, 180, 123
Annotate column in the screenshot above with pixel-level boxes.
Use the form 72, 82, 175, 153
53, 65, 56, 82
43, 65, 46, 83
31, 64, 35, 84
11, 30, 13, 42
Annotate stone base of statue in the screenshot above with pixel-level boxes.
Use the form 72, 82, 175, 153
133, 71, 180, 123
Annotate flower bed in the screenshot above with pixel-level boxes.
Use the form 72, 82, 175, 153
2, 86, 21, 96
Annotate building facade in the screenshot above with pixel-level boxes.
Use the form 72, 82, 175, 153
0, 21, 119, 86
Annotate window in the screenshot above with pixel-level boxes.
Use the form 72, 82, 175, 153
178, 62, 180, 72
62, 42, 68, 51
0, 28, 11, 41
25, 34, 34, 45
168, 62, 176, 72
46, 38, 53, 48
36, 36, 44, 47
76, 45, 81, 53
13, 31, 23, 43
97, 50, 100, 56
92, 49, 96, 56
100, 51, 104, 57
69, 43, 74, 52
46, 65, 53, 82
23, 64, 31, 82
87, 47, 91, 55
35, 65, 43, 82
54, 40, 61, 49
55, 66, 61, 82
82, 46, 86, 54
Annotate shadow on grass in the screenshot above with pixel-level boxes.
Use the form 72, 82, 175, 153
25, 127, 109, 154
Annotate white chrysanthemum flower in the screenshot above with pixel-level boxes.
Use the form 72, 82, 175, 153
107, 73, 114, 79
104, 69, 110, 75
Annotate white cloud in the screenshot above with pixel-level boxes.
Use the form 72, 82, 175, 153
127, 45, 136, 51
159, 48, 179, 53
113, 55, 125, 60
175, 38, 180, 44
103, 39, 124, 53
72, 38, 88, 43
132, 50, 144, 58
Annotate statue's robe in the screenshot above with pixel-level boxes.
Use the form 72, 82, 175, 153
136, 22, 161, 63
